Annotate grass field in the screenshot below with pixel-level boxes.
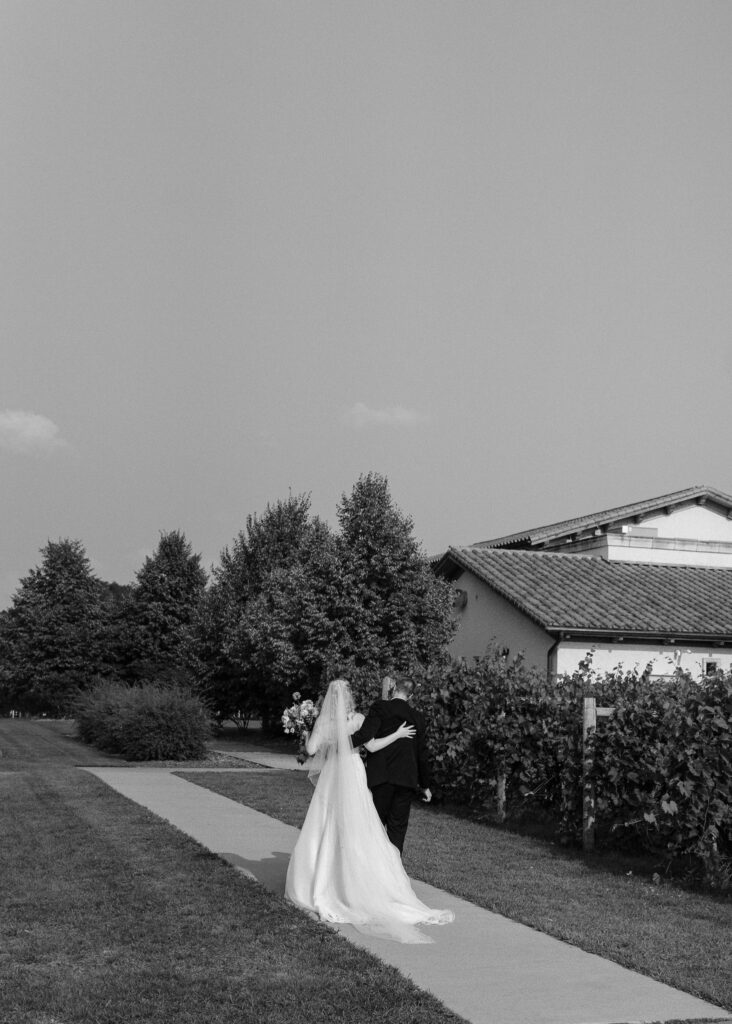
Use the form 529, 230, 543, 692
2, 718, 731, 1024
0, 720, 463, 1024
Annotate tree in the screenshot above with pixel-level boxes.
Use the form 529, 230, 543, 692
336, 473, 455, 672
188, 581, 244, 727
205, 496, 364, 724
222, 523, 365, 717
196, 483, 456, 727
97, 580, 135, 679
215, 494, 314, 607
0, 539, 110, 714
120, 530, 207, 682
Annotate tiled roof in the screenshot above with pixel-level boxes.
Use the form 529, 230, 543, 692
474, 485, 732, 549
442, 547, 732, 636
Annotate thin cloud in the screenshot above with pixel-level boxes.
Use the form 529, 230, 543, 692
346, 402, 426, 428
0, 410, 69, 455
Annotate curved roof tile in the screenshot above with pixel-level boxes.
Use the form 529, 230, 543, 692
445, 547, 732, 635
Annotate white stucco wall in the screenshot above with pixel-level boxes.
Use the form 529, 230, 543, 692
641, 504, 732, 541
604, 537, 732, 567
447, 571, 732, 680
551, 505, 732, 567
449, 571, 554, 669
554, 640, 730, 679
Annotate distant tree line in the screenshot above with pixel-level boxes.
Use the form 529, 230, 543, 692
0, 474, 455, 724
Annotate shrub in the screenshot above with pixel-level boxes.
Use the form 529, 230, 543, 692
589, 670, 731, 886
412, 650, 731, 887
414, 649, 584, 837
74, 679, 133, 754
340, 664, 389, 712
75, 680, 212, 761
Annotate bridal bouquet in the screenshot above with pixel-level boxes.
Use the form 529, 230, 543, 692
282, 692, 319, 763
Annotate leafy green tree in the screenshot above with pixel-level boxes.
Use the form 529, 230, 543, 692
197, 483, 455, 726
205, 497, 358, 724
188, 582, 245, 727
336, 472, 455, 672
0, 539, 110, 714
121, 530, 207, 682
97, 580, 135, 680
215, 494, 314, 606
221, 522, 366, 721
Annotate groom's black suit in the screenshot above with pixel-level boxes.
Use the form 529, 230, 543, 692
350, 697, 431, 854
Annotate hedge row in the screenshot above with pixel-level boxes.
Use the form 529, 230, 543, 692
588, 671, 731, 888
407, 649, 731, 888
413, 650, 583, 836
75, 680, 212, 761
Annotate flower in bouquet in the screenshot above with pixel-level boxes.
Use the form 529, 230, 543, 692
282, 692, 320, 763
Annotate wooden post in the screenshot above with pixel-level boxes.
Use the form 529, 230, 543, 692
495, 772, 507, 823
582, 699, 614, 852
582, 696, 597, 852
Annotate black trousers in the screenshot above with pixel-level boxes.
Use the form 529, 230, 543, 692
370, 782, 413, 854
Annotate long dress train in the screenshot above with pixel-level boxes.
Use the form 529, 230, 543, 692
285, 709, 454, 944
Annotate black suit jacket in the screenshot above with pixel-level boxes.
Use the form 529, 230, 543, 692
350, 698, 430, 791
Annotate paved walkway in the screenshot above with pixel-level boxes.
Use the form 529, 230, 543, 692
83, 764, 731, 1024
211, 747, 307, 771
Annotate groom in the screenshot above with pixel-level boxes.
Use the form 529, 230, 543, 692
350, 675, 432, 855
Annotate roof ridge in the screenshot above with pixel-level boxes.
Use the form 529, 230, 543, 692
472, 484, 732, 549
452, 545, 600, 561
452, 545, 732, 574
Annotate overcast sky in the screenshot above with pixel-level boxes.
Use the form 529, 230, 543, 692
2, 1, 732, 606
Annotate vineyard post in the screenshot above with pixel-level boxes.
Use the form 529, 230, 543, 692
582, 696, 597, 851
495, 772, 507, 823
582, 696, 614, 853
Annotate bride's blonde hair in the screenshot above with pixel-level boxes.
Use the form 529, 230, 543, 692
306, 678, 354, 783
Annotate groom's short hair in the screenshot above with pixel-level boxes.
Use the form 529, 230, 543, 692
392, 676, 414, 698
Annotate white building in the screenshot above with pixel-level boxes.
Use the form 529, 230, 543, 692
434, 485, 732, 678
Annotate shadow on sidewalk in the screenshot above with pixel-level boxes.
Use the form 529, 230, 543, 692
218, 848, 291, 893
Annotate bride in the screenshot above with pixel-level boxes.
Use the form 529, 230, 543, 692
285, 678, 454, 943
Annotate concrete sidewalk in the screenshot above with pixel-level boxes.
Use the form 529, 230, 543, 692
211, 747, 307, 771
83, 766, 731, 1024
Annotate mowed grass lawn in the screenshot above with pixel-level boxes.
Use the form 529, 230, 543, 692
0, 720, 463, 1024
3, 720, 731, 1024
182, 752, 732, 1015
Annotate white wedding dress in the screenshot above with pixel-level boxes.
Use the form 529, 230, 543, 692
285, 681, 454, 944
